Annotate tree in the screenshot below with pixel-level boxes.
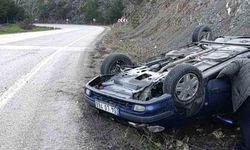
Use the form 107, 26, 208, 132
0, 0, 9, 22
106, 0, 124, 24
81, 0, 124, 24
2, 0, 125, 24
0, 0, 25, 23
81, 0, 100, 23
38, 2, 50, 22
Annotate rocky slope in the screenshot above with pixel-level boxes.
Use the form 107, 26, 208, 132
122, 0, 250, 58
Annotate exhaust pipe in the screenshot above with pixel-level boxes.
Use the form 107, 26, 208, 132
147, 125, 165, 133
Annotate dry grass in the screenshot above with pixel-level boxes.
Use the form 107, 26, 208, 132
99, 26, 164, 63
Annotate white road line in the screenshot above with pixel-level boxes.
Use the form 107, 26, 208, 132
0, 45, 86, 49
0, 28, 79, 45
0, 45, 91, 51
0, 34, 92, 109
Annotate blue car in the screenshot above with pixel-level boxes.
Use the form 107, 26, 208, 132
84, 26, 250, 132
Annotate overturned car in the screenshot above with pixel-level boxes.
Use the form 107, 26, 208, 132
84, 25, 250, 132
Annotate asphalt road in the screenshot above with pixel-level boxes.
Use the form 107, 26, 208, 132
0, 24, 106, 150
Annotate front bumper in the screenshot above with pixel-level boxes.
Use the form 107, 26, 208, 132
84, 85, 176, 124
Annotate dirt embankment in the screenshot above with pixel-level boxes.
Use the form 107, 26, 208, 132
127, 0, 250, 49
81, 0, 250, 149
111, 0, 250, 60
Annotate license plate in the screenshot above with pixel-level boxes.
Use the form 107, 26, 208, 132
95, 100, 119, 116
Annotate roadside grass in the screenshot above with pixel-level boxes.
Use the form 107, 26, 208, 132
0, 24, 53, 35
111, 25, 133, 35
100, 26, 163, 63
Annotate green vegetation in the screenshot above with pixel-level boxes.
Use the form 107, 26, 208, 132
0, 24, 52, 35
0, 0, 125, 29
81, 0, 124, 24
131, 10, 141, 28
81, 0, 99, 23
37, 0, 75, 23
14, 0, 124, 24
0, 0, 25, 23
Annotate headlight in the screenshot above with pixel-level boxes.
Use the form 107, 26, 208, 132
85, 89, 91, 96
133, 105, 146, 112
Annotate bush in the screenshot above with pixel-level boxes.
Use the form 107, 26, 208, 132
17, 20, 33, 30
131, 11, 140, 28
0, 25, 6, 32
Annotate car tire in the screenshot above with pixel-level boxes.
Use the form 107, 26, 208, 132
192, 25, 213, 43
163, 64, 204, 116
100, 53, 133, 75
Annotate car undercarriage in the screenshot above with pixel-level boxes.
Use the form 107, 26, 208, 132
90, 36, 250, 101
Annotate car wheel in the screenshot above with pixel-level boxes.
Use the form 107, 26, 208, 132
163, 64, 204, 116
100, 53, 133, 75
192, 25, 213, 43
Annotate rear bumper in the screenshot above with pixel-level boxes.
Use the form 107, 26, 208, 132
84, 95, 175, 124
84, 81, 177, 124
